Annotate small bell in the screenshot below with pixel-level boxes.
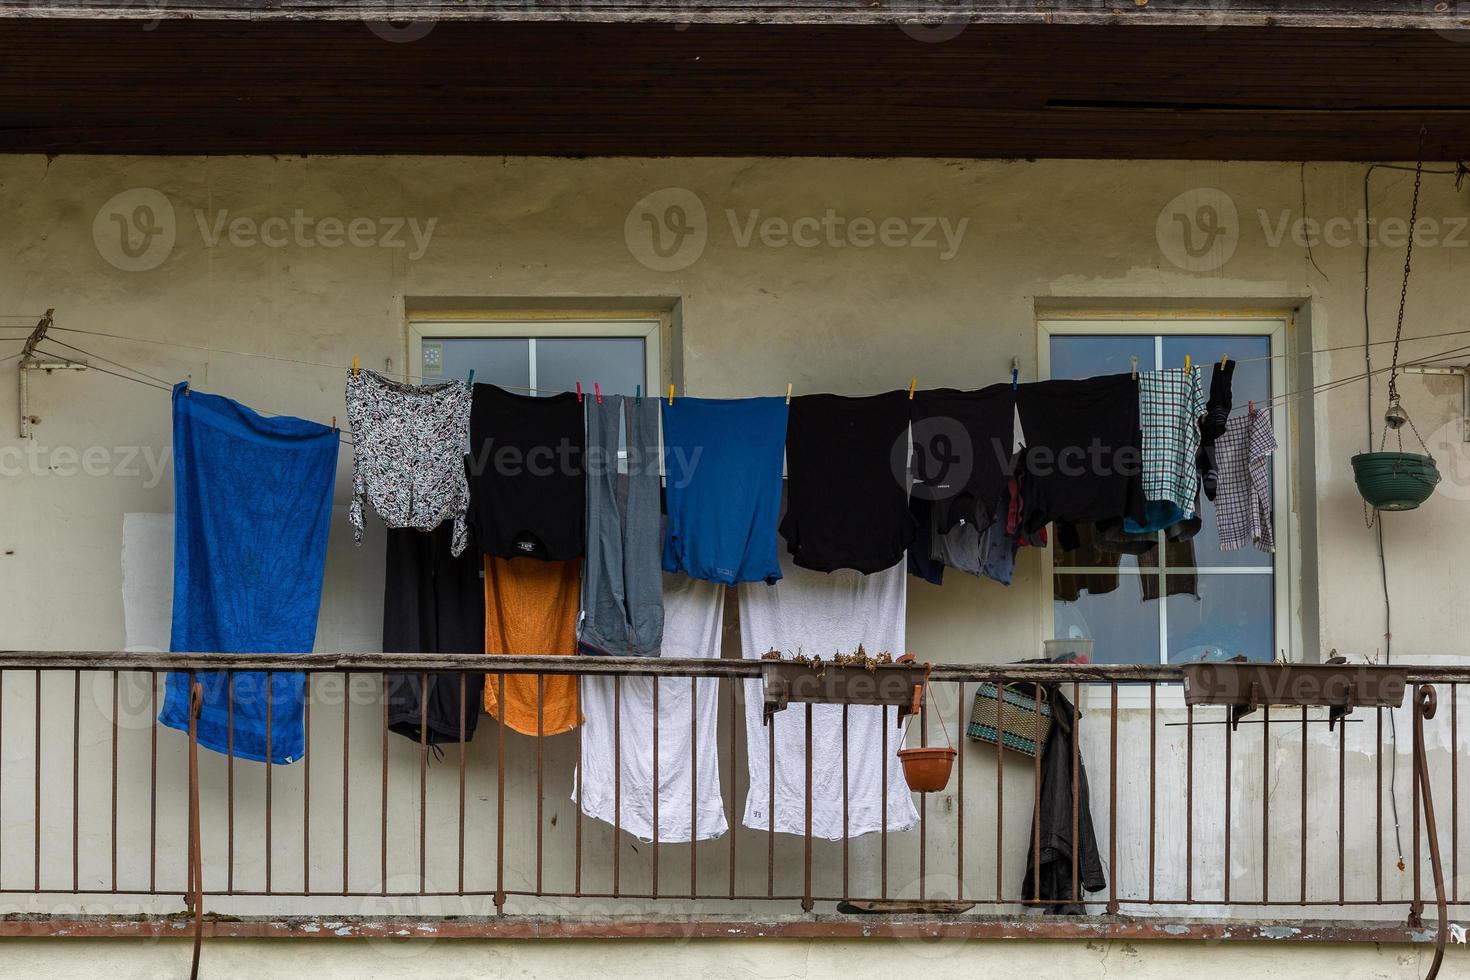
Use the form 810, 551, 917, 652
1384, 397, 1409, 431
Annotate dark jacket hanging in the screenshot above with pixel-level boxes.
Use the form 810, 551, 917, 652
1019, 683, 1107, 913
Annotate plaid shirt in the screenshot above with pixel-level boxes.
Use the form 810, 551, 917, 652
1138, 368, 1206, 512
1215, 410, 1276, 553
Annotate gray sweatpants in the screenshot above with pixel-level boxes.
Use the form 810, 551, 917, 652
579, 394, 664, 656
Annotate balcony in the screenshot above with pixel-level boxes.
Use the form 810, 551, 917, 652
0, 652, 1459, 973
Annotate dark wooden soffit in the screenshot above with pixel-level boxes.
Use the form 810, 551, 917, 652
2, 18, 1469, 159
2, 1, 1465, 30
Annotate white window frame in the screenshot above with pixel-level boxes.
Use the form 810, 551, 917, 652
405, 313, 664, 394
1038, 315, 1293, 700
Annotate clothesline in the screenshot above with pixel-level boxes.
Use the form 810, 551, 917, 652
20, 334, 1470, 448
37, 322, 1470, 402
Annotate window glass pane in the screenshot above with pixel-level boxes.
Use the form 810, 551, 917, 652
1165, 573, 1274, 664
1049, 334, 1155, 380
429, 337, 530, 391
1053, 581, 1162, 665
537, 337, 645, 397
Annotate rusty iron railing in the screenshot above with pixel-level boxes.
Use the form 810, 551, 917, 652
0, 652, 1460, 976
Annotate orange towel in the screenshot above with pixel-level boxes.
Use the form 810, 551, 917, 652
483, 556, 582, 736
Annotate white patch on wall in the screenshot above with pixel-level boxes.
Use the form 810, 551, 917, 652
122, 512, 172, 653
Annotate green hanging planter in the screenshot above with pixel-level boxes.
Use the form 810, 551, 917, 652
1352, 451, 1440, 511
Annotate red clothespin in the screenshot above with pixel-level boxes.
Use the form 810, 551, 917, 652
1248, 400, 1255, 417
576, 380, 583, 403
594, 382, 602, 404
331, 416, 337, 431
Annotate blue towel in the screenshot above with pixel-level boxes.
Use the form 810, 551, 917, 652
158, 382, 338, 765
661, 396, 788, 585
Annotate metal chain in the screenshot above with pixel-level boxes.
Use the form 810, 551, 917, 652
1378, 129, 1428, 454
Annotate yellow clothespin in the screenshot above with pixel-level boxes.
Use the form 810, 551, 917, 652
668, 383, 675, 406
785, 382, 793, 405
1220, 353, 1229, 369
908, 378, 917, 400
1183, 354, 1191, 374
352, 356, 359, 376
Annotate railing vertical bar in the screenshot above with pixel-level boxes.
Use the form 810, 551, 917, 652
458, 672, 467, 897
881, 700, 889, 900
652, 675, 660, 899
995, 680, 1005, 904
1108, 681, 1118, 914
802, 701, 813, 912
689, 675, 698, 899
841, 701, 850, 902
728, 679, 737, 900
1262, 706, 1269, 904
265, 670, 273, 895
227, 671, 235, 894
1223, 708, 1231, 906
342, 672, 350, 896
304, 675, 312, 896
420, 670, 429, 896
574, 674, 583, 897
149, 669, 156, 895
381, 673, 389, 897
1185, 703, 1194, 903
1032, 682, 1042, 906
1376, 705, 1384, 904
956, 680, 965, 902
918, 691, 927, 902
1411, 682, 1422, 919
1338, 706, 1346, 907
1147, 681, 1156, 904
536, 673, 545, 896
1070, 682, 1080, 904
495, 671, 506, 913
1301, 705, 1309, 906
71, 669, 80, 893
32, 669, 40, 892
613, 673, 622, 898
767, 706, 776, 899
1452, 682, 1459, 904
110, 669, 118, 893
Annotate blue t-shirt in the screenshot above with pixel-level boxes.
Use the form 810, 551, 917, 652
662, 396, 788, 585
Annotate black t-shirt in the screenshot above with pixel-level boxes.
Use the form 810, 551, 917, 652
780, 390, 916, 574
468, 384, 585, 560
911, 384, 1016, 532
1014, 374, 1146, 534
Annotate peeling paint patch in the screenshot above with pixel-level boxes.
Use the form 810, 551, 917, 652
1258, 926, 1301, 940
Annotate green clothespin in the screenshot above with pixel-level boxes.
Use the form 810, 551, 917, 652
635, 383, 641, 405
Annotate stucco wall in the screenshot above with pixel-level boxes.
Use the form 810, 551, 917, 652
2, 155, 1468, 967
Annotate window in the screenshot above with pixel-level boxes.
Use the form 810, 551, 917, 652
408, 317, 662, 397
1040, 319, 1286, 666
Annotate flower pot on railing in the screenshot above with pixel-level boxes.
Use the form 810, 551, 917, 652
1352, 451, 1440, 511
759, 648, 927, 724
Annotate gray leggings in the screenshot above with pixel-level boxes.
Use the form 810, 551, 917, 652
579, 394, 664, 656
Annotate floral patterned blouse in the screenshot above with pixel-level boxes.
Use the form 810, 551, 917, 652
346, 370, 471, 556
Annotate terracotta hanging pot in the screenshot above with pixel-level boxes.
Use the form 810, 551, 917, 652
897, 664, 957, 793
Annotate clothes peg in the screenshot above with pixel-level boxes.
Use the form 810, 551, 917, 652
635, 384, 642, 405
466, 369, 475, 389
330, 416, 337, 431
785, 382, 793, 405
576, 380, 583, 403
908, 378, 917, 400
1130, 356, 1138, 379
1248, 400, 1255, 417
352, 356, 359, 377
1183, 354, 1191, 374
594, 382, 602, 404
669, 383, 675, 406
1011, 368, 1019, 390
1220, 354, 1229, 369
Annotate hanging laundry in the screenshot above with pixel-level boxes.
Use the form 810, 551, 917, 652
738, 554, 919, 839
1215, 409, 1276, 553
1014, 375, 1146, 535
1125, 367, 1206, 533
911, 384, 1016, 531
1053, 521, 1199, 602
931, 515, 1016, 586
1019, 682, 1107, 913
158, 382, 337, 765
661, 396, 788, 585
905, 496, 944, 586
469, 384, 585, 561
483, 556, 582, 736
346, 369, 471, 556
383, 521, 486, 746
1196, 359, 1235, 500
580, 395, 664, 656
573, 575, 729, 843
781, 391, 916, 574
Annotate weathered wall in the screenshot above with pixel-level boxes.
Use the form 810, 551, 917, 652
1, 156, 1468, 966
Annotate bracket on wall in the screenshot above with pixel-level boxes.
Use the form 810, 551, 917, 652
1402, 361, 1470, 443
18, 309, 87, 439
